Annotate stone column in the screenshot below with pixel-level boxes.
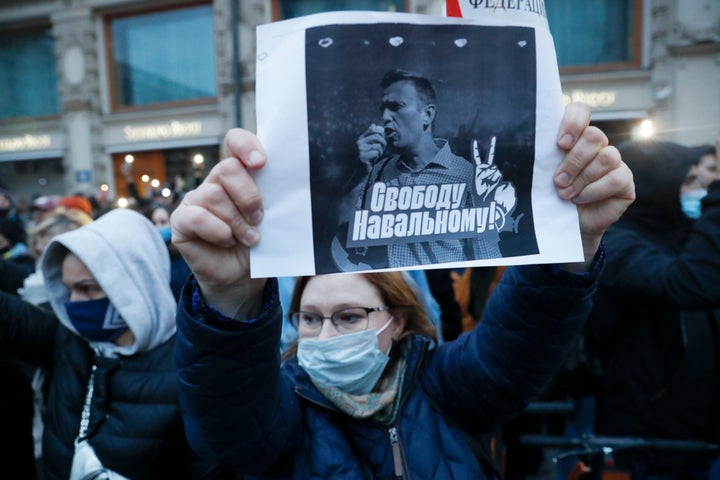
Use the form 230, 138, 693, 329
52, 6, 103, 195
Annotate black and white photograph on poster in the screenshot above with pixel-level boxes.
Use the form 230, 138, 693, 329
305, 23, 537, 274
253, 11, 582, 278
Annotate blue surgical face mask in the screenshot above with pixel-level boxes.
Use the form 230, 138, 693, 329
680, 188, 707, 219
297, 317, 393, 395
65, 297, 128, 343
158, 226, 172, 243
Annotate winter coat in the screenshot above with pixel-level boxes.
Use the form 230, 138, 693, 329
0, 208, 227, 479
588, 140, 720, 471
176, 262, 601, 479
0, 257, 34, 295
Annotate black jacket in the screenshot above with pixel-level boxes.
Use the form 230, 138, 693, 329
588, 140, 720, 471
0, 291, 227, 480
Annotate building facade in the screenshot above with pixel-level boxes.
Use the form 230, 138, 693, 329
0, 0, 718, 203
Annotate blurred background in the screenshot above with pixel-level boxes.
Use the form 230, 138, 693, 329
0, 0, 718, 208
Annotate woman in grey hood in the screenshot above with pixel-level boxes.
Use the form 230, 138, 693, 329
0, 208, 230, 479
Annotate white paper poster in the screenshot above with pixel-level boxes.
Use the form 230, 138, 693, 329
252, 8, 581, 278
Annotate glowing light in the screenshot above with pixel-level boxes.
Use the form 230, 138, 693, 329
117, 197, 128, 208
151, 179, 160, 188
141, 174, 150, 183
161, 188, 172, 198
639, 120, 654, 139
193, 154, 204, 165
124, 154, 134, 163
100, 184, 109, 192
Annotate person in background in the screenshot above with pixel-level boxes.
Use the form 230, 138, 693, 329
121, 157, 205, 210
680, 145, 717, 220
0, 208, 231, 479
0, 188, 33, 267
171, 103, 635, 479
0, 206, 95, 479
423, 268, 464, 342
142, 203, 192, 301
57, 195, 94, 219
29, 196, 61, 226
0, 188, 46, 478
149, 203, 171, 229
584, 139, 720, 479
0, 211, 33, 268
0, 187, 20, 222
1, 207, 95, 301
693, 145, 717, 190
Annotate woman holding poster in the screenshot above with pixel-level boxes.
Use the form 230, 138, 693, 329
170, 103, 634, 479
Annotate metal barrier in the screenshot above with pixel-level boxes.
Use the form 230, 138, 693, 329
520, 433, 719, 480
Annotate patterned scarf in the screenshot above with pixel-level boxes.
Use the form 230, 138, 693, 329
311, 337, 411, 425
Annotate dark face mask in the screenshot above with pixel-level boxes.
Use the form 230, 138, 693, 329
65, 297, 128, 343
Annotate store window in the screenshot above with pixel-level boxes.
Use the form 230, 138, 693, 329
107, 4, 216, 110
547, 0, 642, 72
0, 158, 65, 197
274, 0, 407, 20
112, 145, 218, 202
0, 28, 59, 120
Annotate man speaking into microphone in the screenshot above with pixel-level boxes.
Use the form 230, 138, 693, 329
333, 68, 517, 270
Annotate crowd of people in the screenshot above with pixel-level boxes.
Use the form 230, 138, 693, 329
0, 101, 718, 480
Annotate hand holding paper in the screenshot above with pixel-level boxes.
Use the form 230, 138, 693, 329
170, 128, 267, 318
554, 102, 636, 267
171, 103, 635, 313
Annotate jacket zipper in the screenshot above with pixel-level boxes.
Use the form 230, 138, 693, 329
388, 426, 403, 478
382, 345, 426, 480
295, 340, 428, 480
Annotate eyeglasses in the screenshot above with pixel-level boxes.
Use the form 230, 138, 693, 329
289, 306, 391, 337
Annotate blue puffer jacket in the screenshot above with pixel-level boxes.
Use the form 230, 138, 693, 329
176, 263, 599, 479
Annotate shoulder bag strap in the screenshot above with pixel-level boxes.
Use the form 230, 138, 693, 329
76, 364, 97, 443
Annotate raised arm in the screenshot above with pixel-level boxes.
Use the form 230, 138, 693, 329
421, 103, 635, 427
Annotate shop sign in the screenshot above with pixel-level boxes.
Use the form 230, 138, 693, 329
562, 90, 617, 108
0, 134, 52, 152
123, 120, 203, 142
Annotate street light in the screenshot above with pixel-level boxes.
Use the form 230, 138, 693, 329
638, 120, 654, 139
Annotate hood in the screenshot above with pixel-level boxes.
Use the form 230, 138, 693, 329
615, 140, 696, 244
41, 208, 176, 356
0, 187, 15, 217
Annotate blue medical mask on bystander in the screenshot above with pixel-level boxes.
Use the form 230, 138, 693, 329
158, 226, 172, 243
297, 317, 394, 395
65, 297, 128, 342
680, 189, 707, 219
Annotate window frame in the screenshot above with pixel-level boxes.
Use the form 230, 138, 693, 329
271, 0, 410, 21
0, 23, 61, 122
554, 0, 643, 74
103, 0, 217, 113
